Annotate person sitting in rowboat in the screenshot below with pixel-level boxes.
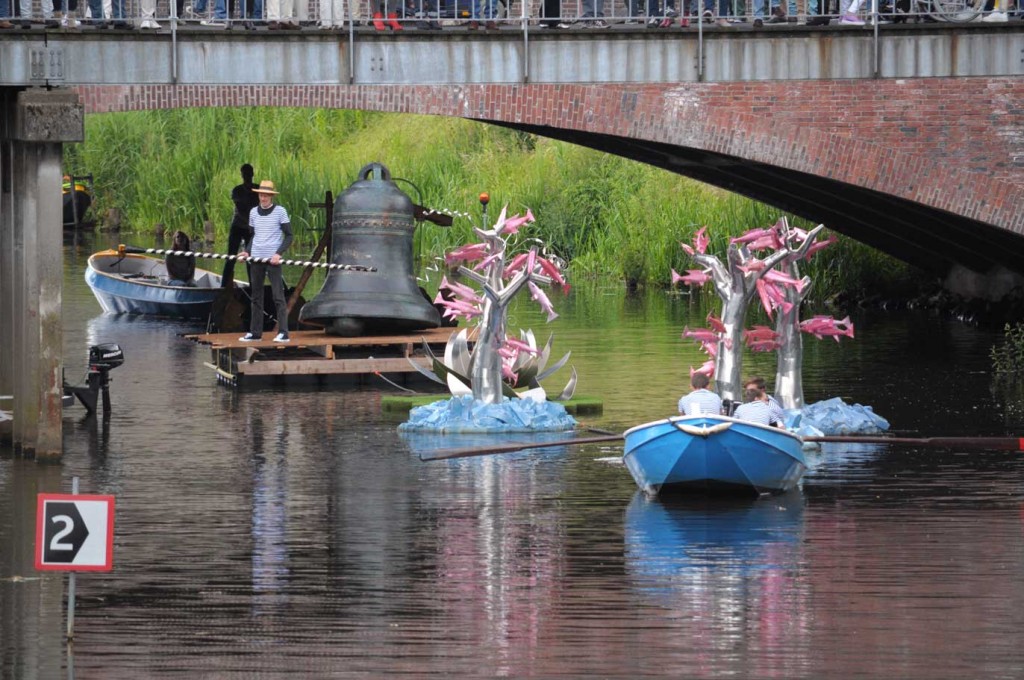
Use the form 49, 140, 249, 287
744, 376, 785, 425
164, 230, 196, 287
677, 372, 723, 416
733, 385, 782, 427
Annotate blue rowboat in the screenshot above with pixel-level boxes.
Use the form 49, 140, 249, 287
85, 250, 245, 320
623, 415, 807, 496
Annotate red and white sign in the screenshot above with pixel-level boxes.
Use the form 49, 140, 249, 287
35, 493, 115, 572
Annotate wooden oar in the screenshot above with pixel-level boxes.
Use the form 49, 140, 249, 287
118, 245, 376, 273
805, 435, 1024, 450
420, 432, 1024, 462
419, 434, 624, 461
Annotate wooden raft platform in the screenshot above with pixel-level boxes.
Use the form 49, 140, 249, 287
186, 327, 467, 386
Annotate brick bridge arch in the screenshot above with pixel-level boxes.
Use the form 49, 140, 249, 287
76, 78, 1024, 289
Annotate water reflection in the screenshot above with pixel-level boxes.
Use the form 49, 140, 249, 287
624, 492, 811, 677
6, 239, 1024, 677
249, 403, 290, 616
625, 492, 804, 593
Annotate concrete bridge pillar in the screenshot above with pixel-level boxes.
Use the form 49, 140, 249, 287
0, 88, 84, 461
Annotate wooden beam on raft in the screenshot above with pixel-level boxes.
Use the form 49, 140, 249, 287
236, 356, 431, 376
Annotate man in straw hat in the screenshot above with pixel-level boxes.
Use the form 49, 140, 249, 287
238, 179, 294, 343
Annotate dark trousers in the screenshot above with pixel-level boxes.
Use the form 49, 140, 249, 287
222, 223, 250, 286
249, 261, 288, 336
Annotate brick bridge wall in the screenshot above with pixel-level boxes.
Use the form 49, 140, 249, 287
75, 78, 1024, 236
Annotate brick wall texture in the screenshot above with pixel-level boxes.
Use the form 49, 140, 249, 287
73, 79, 1024, 235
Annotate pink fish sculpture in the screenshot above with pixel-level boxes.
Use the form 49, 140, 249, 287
706, 312, 727, 333
800, 315, 855, 342
672, 268, 712, 287
803, 235, 838, 260
694, 226, 709, 254
747, 339, 782, 352
743, 325, 779, 343
527, 281, 559, 323
682, 326, 721, 344
444, 242, 489, 267
689, 359, 715, 378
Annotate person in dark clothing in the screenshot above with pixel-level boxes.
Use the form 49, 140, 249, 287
165, 230, 196, 286
222, 163, 259, 287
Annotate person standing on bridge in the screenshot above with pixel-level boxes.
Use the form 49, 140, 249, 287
223, 163, 260, 286
238, 180, 293, 344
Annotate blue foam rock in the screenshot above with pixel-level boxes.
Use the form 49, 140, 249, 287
399, 395, 578, 433
799, 397, 890, 435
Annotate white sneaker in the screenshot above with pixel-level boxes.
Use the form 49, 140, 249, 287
982, 10, 1008, 21
140, 19, 161, 28
839, 12, 864, 23
239, 332, 259, 342
273, 332, 290, 343
201, 19, 226, 25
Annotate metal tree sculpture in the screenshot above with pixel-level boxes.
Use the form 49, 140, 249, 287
674, 220, 840, 404
768, 218, 839, 409
414, 195, 575, 405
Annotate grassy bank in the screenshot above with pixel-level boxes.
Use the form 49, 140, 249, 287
64, 108, 919, 300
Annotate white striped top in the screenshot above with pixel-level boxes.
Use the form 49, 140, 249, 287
678, 389, 724, 416
248, 204, 290, 259
734, 400, 774, 426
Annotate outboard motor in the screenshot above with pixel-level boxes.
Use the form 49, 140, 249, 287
299, 162, 441, 337
64, 343, 123, 417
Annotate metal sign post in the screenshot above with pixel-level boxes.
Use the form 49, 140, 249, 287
35, 477, 115, 640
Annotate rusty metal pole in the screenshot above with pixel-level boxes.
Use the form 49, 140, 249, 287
12, 90, 85, 461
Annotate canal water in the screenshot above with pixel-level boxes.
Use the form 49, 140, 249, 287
4, 233, 1024, 678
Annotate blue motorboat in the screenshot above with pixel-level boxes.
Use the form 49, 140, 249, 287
623, 414, 807, 496
85, 250, 245, 320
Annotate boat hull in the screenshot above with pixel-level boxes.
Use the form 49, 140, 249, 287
85, 251, 242, 320
623, 415, 807, 496
63, 189, 92, 225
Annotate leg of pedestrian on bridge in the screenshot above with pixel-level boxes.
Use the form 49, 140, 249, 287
0, 0, 13, 27
577, 0, 608, 26
85, 0, 105, 27
540, 0, 570, 27
140, 0, 162, 27
979, 0, 1008, 20
840, 0, 864, 22
19, 0, 57, 26
199, 0, 227, 25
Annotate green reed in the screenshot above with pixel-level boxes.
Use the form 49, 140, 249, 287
63, 107, 915, 301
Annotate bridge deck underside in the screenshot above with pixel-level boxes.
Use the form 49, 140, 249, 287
501, 123, 1024, 279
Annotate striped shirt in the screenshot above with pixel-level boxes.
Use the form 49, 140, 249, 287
733, 400, 774, 426
678, 389, 723, 416
248, 204, 291, 259
766, 395, 785, 426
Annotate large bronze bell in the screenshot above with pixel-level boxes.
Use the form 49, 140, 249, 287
300, 163, 441, 337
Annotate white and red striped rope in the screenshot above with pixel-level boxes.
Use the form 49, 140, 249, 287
121, 246, 376, 273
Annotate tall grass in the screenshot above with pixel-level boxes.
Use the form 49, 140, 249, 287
63, 108, 917, 300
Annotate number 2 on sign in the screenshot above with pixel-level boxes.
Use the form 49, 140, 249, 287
49, 515, 75, 551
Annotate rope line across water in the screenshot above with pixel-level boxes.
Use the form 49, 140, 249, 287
123, 246, 377, 273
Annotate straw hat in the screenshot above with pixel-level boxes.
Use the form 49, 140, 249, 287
253, 180, 279, 195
